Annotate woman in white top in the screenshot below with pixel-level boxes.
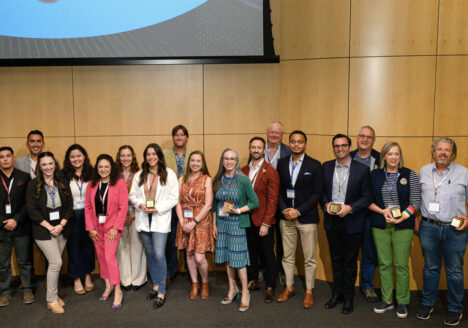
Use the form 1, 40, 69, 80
62, 144, 95, 295
129, 143, 179, 309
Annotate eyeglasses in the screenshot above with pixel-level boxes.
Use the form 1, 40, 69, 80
333, 144, 349, 149
223, 157, 237, 162
358, 135, 375, 140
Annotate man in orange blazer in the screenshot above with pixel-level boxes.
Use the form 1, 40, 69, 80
241, 137, 280, 303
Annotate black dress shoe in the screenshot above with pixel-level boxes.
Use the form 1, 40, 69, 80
325, 294, 343, 309
121, 285, 132, 291
342, 300, 353, 314
146, 290, 158, 300
153, 296, 166, 309
133, 282, 146, 291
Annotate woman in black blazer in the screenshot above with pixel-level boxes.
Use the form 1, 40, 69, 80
26, 152, 73, 314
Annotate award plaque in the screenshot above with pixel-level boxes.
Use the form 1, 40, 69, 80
222, 200, 234, 213
451, 216, 463, 229
390, 207, 402, 219
146, 200, 155, 208
329, 202, 342, 214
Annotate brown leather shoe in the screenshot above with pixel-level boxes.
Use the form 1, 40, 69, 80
47, 301, 64, 314
247, 280, 260, 291
189, 282, 199, 299
23, 291, 35, 304
303, 290, 314, 309
264, 287, 274, 303
276, 287, 295, 303
58, 297, 65, 307
200, 282, 209, 299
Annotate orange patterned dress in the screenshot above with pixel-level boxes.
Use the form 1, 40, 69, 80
175, 174, 214, 253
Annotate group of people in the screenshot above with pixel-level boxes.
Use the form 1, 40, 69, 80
0, 123, 466, 326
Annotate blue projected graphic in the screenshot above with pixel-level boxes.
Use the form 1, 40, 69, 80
0, 0, 208, 39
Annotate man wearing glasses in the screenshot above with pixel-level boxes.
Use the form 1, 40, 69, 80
350, 126, 380, 302
322, 134, 372, 314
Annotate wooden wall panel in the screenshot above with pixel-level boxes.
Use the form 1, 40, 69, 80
280, 59, 348, 135
434, 56, 468, 136
438, 0, 468, 55
73, 65, 203, 137
350, 0, 438, 56
280, 0, 350, 59
204, 64, 280, 135
0, 67, 74, 137
349, 56, 435, 136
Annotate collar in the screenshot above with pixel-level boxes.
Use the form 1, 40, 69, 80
249, 158, 264, 171
290, 153, 305, 164
266, 143, 280, 152
335, 158, 352, 168
432, 162, 454, 175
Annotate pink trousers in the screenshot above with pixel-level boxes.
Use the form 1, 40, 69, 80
94, 227, 121, 285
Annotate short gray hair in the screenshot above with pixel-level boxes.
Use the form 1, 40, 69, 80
431, 137, 457, 159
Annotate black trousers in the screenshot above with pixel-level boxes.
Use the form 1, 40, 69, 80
67, 209, 95, 278
246, 224, 277, 289
326, 219, 363, 301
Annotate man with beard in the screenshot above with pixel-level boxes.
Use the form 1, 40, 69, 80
241, 137, 279, 303
0, 147, 33, 306
417, 138, 467, 326
322, 134, 372, 314
276, 130, 323, 309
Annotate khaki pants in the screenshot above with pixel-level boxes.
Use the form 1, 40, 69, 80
36, 235, 66, 303
117, 221, 147, 286
280, 220, 317, 290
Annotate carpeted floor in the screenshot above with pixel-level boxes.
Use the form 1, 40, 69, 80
0, 273, 465, 328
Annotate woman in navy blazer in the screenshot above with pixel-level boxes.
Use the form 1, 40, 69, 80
85, 154, 128, 310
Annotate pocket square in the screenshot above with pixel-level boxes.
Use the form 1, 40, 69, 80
304, 172, 312, 176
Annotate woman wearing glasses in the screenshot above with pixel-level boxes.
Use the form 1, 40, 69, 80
212, 148, 259, 312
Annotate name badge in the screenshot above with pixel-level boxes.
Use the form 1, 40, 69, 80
5, 204, 12, 215
49, 211, 60, 221
75, 200, 85, 209
218, 207, 229, 217
184, 209, 194, 218
287, 189, 295, 199
99, 215, 107, 224
146, 200, 155, 208
428, 202, 440, 213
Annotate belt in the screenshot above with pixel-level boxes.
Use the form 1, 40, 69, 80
422, 217, 451, 226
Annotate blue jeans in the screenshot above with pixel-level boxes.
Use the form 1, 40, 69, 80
419, 220, 467, 313
140, 231, 168, 295
360, 218, 378, 290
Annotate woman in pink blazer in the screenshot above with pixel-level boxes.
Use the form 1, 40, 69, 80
85, 154, 128, 310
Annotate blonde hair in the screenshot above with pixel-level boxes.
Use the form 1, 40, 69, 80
379, 142, 404, 169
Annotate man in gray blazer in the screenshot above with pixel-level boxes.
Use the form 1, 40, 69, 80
14, 130, 45, 179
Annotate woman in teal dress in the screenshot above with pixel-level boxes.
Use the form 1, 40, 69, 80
212, 148, 259, 312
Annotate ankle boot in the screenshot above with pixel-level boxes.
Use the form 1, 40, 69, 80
200, 282, 210, 300
189, 282, 200, 299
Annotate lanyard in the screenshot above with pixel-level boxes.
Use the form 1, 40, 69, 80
290, 160, 301, 186
146, 173, 158, 191
221, 174, 237, 198
75, 179, 84, 199
0, 175, 14, 202
122, 171, 132, 185
98, 181, 109, 214
334, 164, 350, 194
45, 183, 56, 208
432, 169, 451, 198
266, 147, 279, 165
385, 170, 399, 203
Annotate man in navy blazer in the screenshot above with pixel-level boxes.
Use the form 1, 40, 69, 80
322, 134, 372, 314
275, 130, 323, 309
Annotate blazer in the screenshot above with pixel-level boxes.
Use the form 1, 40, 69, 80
241, 161, 280, 227
15, 154, 61, 178
25, 178, 73, 240
85, 178, 128, 234
163, 147, 193, 177
213, 174, 259, 229
0, 169, 31, 240
277, 154, 323, 224
322, 159, 372, 234
129, 169, 179, 233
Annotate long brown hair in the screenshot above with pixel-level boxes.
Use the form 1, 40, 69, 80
183, 150, 210, 184
34, 152, 70, 199
115, 145, 139, 175
138, 143, 168, 186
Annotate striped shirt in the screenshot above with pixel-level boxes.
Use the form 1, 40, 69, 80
381, 170, 420, 211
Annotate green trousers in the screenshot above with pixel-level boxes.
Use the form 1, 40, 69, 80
0, 233, 33, 294
372, 224, 413, 304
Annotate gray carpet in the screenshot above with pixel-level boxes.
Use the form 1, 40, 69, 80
0, 273, 465, 328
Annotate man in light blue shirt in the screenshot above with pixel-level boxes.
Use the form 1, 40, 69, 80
417, 137, 468, 326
